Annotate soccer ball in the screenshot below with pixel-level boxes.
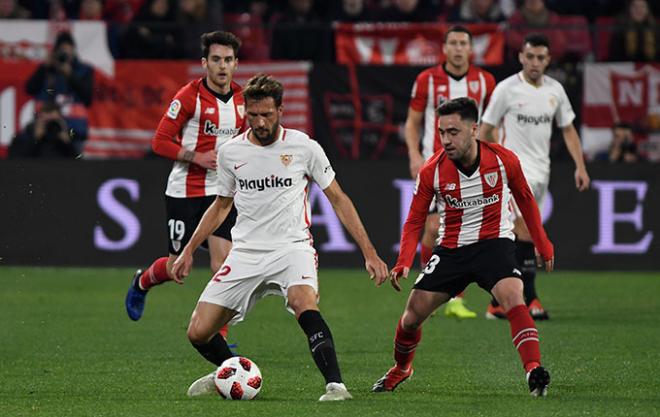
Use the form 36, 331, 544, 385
213, 356, 262, 400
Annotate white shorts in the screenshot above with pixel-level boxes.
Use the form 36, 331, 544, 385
197, 243, 318, 325
511, 178, 549, 219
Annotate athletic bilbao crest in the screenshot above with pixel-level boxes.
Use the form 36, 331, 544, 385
484, 172, 498, 188
469, 80, 480, 94
280, 154, 293, 166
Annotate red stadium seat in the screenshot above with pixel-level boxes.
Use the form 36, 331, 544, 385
594, 17, 615, 61
559, 15, 592, 59
223, 13, 270, 61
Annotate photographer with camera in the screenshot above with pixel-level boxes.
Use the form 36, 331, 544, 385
609, 122, 644, 163
9, 101, 76, 158
25, 31, 93, 155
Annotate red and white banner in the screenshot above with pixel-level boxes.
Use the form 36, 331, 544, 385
335, 23, 504, 66
0, 60, 312, 159
581, 63, 660, 160
0, 20, 114, 76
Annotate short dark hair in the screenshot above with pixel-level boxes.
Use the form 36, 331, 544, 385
201, 31, 241, 59
54, 31, 75, 50
243, 74, 284, 107
523, 33, 550, 50
436, 97, 479, 122
444, 25, 472, 43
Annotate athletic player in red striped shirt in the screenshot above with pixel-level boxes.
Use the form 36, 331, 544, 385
125, 32, 246, 335
405, 26, 496, 319
373, 97, 554, 397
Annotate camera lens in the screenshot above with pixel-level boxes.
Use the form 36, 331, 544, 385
57, 52, 70, 63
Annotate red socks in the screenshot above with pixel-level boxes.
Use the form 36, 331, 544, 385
507, 304, 541, 372
139, 257, 171, 290
394, 319, 421, 370
420, 244, 433, 268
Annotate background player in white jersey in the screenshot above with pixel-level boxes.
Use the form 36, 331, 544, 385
405, 26, 496, 319
480, 33, 590, 320
372, 98, 554, 397
172, 75, 389, 401
125, 31, 245, 336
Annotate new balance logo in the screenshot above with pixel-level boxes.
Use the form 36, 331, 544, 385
444, 183, 456, 191
204, 107, 216, 115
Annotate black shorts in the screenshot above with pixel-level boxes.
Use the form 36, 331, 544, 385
413, 238, 522, 297
164, 195, 237, 255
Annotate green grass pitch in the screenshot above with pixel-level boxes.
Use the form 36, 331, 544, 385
1, 267, 659, 416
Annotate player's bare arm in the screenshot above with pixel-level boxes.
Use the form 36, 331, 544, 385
479, 122, 498, 143
561, 124, 590, 192
178, 148, 218, 170
172, 196, 234, 282
322, 179, 389, 285
404, 108, 425, 178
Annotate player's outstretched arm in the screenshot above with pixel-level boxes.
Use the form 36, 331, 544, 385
479, 122, 499, 143
405, 108, 425, 178
172, 196, 234, 283
322, 180, 389, 286
561, 124, 590, 191
504, 154, 555, 272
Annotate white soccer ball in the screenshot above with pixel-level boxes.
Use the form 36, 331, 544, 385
213, 356, 263, 400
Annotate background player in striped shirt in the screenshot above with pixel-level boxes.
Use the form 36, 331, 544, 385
125, 32, 246, 332
480, 33, 590, 320
373, 97, 554, 397
172, 74, 389, 401
405, 25, 496, 319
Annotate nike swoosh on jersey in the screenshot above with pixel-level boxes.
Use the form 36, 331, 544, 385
234, 162, 248, 170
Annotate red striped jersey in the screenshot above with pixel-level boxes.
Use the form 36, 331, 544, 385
396, 141, 553, 268
409, 65, 496, 159
152, 78, 246, 198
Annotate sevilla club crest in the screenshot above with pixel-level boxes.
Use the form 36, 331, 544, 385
280, 154, 293, 166
468, 80, 480, 94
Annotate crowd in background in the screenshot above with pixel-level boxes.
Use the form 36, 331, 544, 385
1, 0, 658, 62
1, 0, 657, 162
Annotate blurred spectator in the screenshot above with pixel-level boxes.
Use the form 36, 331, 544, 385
177, 0, 222, 59
449, 0, 506, 23
9, 101, 76, 158
121, 0, 182, 59
25, 31, 93, 155
104, 0, 145, 22
608, 123, 644, 162
0, 0, 31, 18
78, 0, 103, 19
506, 0, 567, 60
608, 0, 658, 62
270, 0, 334, 60
332, 0, 375, 22
378, 0, 438, 22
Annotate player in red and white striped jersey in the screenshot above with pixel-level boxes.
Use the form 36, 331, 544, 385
373, 98, 554, 397
405, 26, 496, 319
125, 32, 246, 332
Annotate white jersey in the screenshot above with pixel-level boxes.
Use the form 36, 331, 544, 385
216, 127, 336, 250
481, 72, 575, 184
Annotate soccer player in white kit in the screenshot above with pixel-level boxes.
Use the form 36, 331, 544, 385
172, 74, 389, 401
480, 33, 590, 320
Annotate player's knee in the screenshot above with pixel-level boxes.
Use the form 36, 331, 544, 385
186, 321, 211, 345
401, 311, 423, 330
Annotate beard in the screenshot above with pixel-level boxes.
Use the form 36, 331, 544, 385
253, 122, 279, 145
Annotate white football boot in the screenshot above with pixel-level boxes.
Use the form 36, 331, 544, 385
319, 382, 353, 401
186, 372, 216, 397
